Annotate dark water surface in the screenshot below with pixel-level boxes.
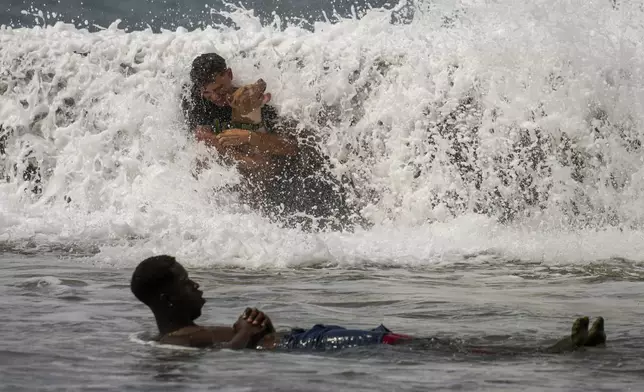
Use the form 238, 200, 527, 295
2, 0, 395, 31
2, 252, 643, 391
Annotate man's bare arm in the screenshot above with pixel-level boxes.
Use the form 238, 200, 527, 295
249, 132, 298, 156
158, 308, 274, 349
158, 325, 236, 348
215, 129, 298, 157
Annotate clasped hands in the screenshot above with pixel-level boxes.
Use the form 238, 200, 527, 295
232, 307, 275, 348
195, 126, 269, 171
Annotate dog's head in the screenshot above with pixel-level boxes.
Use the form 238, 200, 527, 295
230, 79, 272, 115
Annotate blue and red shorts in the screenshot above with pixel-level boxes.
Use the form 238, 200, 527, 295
279, 324, 412, 350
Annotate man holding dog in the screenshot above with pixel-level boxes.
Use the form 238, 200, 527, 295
181, 53, 297, 168
181, 53, 364, 232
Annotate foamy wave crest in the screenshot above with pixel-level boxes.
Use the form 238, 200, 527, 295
1, 1, 643, 267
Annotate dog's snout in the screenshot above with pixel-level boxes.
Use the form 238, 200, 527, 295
256, 79, 266, 91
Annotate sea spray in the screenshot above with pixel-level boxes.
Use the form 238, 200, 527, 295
1, 0, 643, 266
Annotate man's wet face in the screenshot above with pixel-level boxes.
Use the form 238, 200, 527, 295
168, 263, 205, 319
202, 69, 233, 106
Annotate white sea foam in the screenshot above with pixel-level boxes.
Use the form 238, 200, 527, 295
1, 1, 643, 267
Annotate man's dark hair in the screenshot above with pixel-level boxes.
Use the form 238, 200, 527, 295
131, 255, 178, 306
190, 53, 227, 89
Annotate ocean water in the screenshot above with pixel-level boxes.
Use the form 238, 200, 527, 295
3, 252, 644, 392
1, 0, 644, 390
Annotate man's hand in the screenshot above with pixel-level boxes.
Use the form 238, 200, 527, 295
238, 307, 276, 333
217, 129, 253, 147
194, 127, 281, 173
195, 126, 238, 158
195, 126, 218, 147
215, 128, 298, 157
226, 307, 275, 350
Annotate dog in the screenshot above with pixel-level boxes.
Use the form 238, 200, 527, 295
224, 79, 278, 183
